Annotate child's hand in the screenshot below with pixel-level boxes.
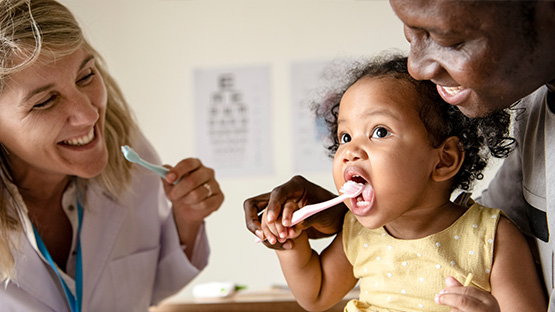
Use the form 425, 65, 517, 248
260, 206, 302, 249
434, 276, 500, 312
260, 206, 301, 247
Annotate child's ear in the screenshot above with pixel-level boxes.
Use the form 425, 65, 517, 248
432, 136, 464, 182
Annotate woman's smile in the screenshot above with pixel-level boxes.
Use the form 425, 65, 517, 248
60, 127, 95, 146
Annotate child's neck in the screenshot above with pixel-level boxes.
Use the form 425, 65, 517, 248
383, 201, 467, 240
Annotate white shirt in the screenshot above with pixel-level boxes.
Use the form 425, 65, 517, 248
1, 134, 210, 311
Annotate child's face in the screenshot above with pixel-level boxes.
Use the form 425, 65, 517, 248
332, 76, 441, 229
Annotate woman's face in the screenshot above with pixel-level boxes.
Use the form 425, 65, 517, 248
0, 48, 108, 182
332, 76, 440, 230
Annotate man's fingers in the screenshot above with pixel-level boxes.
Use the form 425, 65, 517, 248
243, 194, 270, 234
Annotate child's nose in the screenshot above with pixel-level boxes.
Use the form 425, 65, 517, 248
343, 142, 367, 163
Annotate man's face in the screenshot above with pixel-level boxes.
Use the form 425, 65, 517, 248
390, 0, 555, 117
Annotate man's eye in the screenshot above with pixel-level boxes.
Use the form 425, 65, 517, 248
371, 127, 391, 139
339, 133, 351, 144
450, 42, 464, 50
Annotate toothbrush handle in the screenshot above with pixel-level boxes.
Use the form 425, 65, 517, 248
138, 160, 169, 179
253, 194, 348, 243
290, 194, 348, 226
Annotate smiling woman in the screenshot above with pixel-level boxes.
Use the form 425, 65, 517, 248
1, 48, 110, 180
0, 0, 223, 311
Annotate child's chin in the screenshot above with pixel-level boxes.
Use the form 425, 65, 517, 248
356, 215, 382, 231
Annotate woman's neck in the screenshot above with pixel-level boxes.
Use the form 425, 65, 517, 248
13, 171, 71, 212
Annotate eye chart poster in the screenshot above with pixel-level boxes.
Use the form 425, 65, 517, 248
290, 60, 334, 173
194, 66, 273, 177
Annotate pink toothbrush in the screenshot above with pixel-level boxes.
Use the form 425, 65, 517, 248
255, 181, 364, 242
289, 180, 364, 226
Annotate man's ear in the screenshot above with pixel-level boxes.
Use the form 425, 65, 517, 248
432, 136, 464, 182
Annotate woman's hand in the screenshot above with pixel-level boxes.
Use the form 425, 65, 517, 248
435, 276, 500, 312
243, 175, 348, 249
162, 158, 224, 255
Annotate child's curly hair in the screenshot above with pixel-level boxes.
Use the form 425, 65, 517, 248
313, 53, 514, 192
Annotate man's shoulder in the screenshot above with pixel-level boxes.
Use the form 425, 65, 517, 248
515, 85, 549, 111
512, 86, 549, 136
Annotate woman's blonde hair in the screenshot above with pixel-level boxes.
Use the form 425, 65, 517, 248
0, 0, 138, 280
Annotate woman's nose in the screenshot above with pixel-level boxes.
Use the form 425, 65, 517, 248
65, 92, 99, 126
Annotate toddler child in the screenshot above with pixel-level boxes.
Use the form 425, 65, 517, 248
259, 55, 546, 311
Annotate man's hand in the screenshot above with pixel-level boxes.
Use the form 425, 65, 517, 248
243, 175, 348, 249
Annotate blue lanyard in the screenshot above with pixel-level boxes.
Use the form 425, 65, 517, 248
33, 201, 83, 312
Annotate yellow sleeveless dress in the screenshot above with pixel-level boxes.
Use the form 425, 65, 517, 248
342, 203, 501, 312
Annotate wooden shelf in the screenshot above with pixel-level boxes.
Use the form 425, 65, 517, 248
150, 286, 357, 312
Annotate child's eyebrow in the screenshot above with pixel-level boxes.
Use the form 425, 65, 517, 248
338, 107, 400, 125
366, 108, 401, 120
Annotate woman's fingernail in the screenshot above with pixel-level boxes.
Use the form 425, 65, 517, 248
255, 230, 263, 239
166, 172, 177, 182
435, 294, 441, 304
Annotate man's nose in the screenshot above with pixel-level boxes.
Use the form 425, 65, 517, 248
404, 27, 443, 81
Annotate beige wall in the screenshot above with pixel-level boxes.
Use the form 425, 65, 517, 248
60, 0, 499, 301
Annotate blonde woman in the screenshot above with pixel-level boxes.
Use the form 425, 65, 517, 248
0, 0, 223, 310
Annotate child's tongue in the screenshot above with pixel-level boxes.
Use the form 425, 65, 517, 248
350, 183, 375, 216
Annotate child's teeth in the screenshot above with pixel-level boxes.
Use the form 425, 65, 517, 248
356, 197, 370, 207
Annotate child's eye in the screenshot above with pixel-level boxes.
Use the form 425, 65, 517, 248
339, 133, 351, 144
371, 127, 391, 139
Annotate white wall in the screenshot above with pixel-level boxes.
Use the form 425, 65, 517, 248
59, 0, 500, 301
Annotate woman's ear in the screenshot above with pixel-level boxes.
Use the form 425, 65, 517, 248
432, 136, 464, 182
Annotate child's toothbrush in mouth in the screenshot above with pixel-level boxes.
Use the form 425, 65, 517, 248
289, 180, 364, 226
256, 181, 364, 242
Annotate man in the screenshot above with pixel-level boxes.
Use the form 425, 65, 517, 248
245, 0, 555, 309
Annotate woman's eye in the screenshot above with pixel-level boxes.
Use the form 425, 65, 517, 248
77, 69, 95, 85
339, 133, 351, 144
33, 95, 57, 109
371, 127, 391, 139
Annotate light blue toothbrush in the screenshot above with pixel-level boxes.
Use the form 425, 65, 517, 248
120, 145, 168, 178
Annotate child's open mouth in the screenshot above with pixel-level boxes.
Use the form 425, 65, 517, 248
348, 175, 375, 215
